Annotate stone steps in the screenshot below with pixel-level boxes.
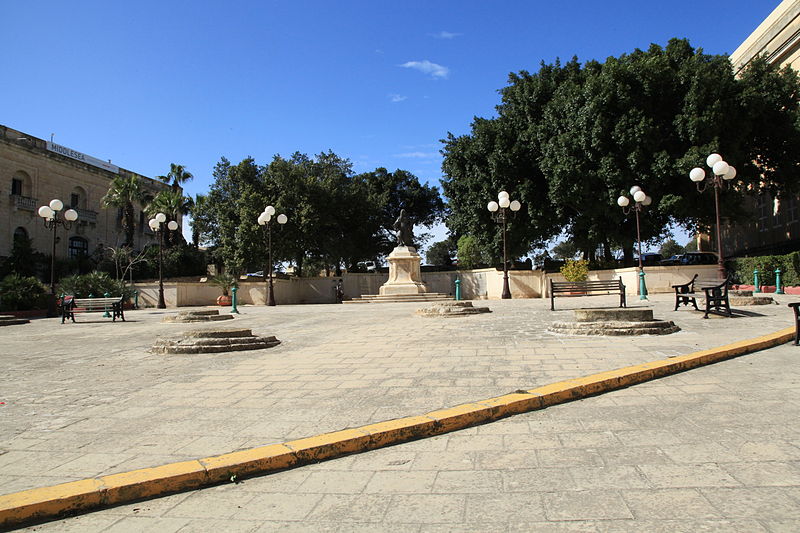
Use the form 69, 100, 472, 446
344, 293, 453, 304
151, 328, 280, 354
0, 315, 30, 326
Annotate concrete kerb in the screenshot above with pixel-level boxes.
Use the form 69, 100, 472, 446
0, 325, 794, 529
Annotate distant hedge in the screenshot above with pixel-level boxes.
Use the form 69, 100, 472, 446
730, 252, 800, 287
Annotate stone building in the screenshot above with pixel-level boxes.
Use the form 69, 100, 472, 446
1, 124, 175, 263
715, 0, 800, 257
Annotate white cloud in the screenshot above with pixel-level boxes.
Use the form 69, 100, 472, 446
431, 31, 461, 39
388, 93, 408, 103
399, 60, 449, 79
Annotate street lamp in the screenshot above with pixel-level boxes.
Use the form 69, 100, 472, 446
38, 199, 79, 310
257, 205, 288, 306
617, 186, 653, 300
148, 213, 178, 309
487, 190, 522, 299
689, 153, 737, 280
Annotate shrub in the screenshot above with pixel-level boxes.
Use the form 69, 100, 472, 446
57, 271, 134, 301
0, 274, 47, 311
209, 273, 238, 296
730, 252, 800, 287
560, 259, 589, 282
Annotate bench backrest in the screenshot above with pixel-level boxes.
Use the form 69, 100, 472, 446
550, 279, 622, 293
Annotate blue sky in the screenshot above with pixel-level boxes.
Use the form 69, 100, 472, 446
1, 0, 779, 253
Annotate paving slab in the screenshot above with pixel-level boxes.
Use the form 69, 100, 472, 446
1, 293, 799, 530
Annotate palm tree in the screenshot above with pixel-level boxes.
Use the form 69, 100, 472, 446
101, 175, 143, 248
145, 189, 193, 246
158, 163, 193, 192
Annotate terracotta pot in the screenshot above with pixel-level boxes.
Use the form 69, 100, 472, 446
216, 295, 232, 306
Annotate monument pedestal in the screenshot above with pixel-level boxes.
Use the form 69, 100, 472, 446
379, 246, 428, 296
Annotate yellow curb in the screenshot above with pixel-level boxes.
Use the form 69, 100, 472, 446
1, 325, 795, 529
0, 480, 104, 527
200, 444, 296, 483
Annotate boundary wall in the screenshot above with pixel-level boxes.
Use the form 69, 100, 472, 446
133, 265, 717, 307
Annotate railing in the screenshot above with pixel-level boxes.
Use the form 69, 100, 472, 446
74, 207, 98, 223
9, 194, 38, 211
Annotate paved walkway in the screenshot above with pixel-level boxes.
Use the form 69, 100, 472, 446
1, 293, 798, 530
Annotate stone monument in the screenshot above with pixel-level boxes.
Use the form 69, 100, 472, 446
379, 209, 429, 296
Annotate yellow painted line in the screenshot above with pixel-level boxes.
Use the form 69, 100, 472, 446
1, 326, 794, 529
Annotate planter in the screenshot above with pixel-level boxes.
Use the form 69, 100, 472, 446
216, 295, 232, 306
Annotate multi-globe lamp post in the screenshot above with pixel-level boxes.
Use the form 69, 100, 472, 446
257, 205, 288, 306
689, 153, 737, 280
617, 186, 652, 300
148, 213, 179, 309
487, 190, 521, 299
38, 199, 79, 301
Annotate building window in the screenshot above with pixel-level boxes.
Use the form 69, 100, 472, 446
788, 196, 798, 224
11, 170, 31, 197
13, 227, 28, 243
70, 193, 79, 208
757, 195, 769, 232
68, 236, 89, 258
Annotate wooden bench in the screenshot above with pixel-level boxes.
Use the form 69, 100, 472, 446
61, 296, 125, 323
788, 303, 800, 345
549, 279, 626, 310
672, 275, 732, 318
672, 274, 699, 311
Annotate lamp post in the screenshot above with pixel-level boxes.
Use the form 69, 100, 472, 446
689, 153, 737, 280
148, 213, 179, 309
38, 199, 79, 307
617, 186, 653, 300
257, 205, 288, 306
487, 190, 522, 299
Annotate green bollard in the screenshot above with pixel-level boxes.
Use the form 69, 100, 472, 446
231, 286, 239, 314
776, 268, 784, 294
103, 292, 111, 317
455, 278, 461, 301
753, 269, 761, 293
134, 290, 139, 309
638, 270, 648, 300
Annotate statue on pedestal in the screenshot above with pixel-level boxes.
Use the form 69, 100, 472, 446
394, 209, 414, 247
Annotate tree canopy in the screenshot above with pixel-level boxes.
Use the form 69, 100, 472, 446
441, 39, 800, 264
192, 152, 445, 276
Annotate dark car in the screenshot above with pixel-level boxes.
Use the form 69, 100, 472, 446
679, 252, 718, 265
636, 253, 663, 266
659, 254, 684, 266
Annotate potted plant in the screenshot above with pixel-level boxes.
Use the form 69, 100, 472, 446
210, 273, 237, 306
559, 259, 589, 293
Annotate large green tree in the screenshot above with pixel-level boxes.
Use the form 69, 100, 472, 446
442, 39, 800, 265
193, 152, 445, 277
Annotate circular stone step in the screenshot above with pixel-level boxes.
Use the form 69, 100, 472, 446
162, 310, 234, 323
548, 320, 680, 336
573, 308, 653, 322
415, 301, 491, 317
730, 289, 753, 297
729, 296, 775, 305
152, 328, 280, 354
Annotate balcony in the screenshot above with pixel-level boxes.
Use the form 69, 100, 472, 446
74, 207, 98, 224
9, 194, 38, 212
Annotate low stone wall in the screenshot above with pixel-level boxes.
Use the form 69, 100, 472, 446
131, 265, 718, 307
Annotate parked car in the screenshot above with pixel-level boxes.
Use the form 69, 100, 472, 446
660, 254, 685, 266
679, 252, 718, 265
357, 261, 377, 272
246, 271, 264, 277
636, 253, 663, 266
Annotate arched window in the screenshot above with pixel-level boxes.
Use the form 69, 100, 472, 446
11, 170, 31, 197
70, 186, 87, 209
68, 236, 89, 258
13, 227, 28, 243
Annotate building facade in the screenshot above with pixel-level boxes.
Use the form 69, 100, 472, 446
1, 124, 175, 263
715, 0, 800, 257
